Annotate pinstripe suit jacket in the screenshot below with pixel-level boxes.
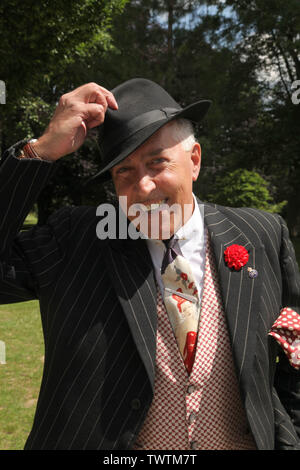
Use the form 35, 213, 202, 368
1, 143, 300, 450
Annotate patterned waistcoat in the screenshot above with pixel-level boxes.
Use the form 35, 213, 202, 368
133, 235, 257, 450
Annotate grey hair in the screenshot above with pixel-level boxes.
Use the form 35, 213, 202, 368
168, 118, 196, 151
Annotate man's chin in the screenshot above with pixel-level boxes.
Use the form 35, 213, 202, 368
125, 200, 194, 239
130, 210, 178, 240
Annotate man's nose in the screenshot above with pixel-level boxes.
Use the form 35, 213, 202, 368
135, 172, 156, 196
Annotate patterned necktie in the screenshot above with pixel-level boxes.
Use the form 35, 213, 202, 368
161, 237, 200, 374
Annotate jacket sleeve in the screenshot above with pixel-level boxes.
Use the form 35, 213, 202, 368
0, 142, 67, 303
273, 215, 300, 449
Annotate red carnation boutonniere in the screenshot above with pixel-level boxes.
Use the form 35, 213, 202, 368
224, 244, 249, 271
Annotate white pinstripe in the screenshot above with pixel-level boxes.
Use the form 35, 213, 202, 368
263, 266, 281, 307
1, 155, 299, 449
224, 270, 232, 311
0, 162, 34, 232
247, 394, 268, 447
231, 270, 243, 345
83, 350, 143, 450
20, 213, 70, 243
238, 275, 255, 380
280, 424, 300, 443
245, 407, 264, 447
245, 209, 280, 247
44, 236, 99, 342
257, 309, 270, 336
264, 252, 281, 292
0, 287, 31, 300
122, 258, 156, 337
0, 157, 22, 194
262, 280, 278, 313
31, 288, 118, 449
66, 273, 107, 346
44, 209, 94, 323
205, 217, 228, 228
251, 366, 272, 428
3, 165, 51, 250
215, 238, 224, 270
227, 208, 278, 258
93, 354, 144, 450
109, 250, 156, 377
29, 247, 105, 447
110, 370, 148, 451
80, 337, 141, 450
44, 216, 97, 332
226, 232, 251, 246
52, 303, 128, 449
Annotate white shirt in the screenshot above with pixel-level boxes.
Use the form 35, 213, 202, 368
146, 194, 206, 300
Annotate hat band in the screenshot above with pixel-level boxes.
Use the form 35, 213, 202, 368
104, 107, 180, 160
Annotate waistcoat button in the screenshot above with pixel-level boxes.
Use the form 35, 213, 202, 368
187, 384, 196, 394
190, 441, 199, 450
188, 412, 197, 424
130, 398, 141, 410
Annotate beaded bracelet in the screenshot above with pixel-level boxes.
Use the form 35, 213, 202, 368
18, 139, 42, 160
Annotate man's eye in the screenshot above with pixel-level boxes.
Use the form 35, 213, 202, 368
152, 158, 166, 164
116, 167, 129, 174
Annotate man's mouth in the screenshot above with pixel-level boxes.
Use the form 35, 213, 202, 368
140, 199, 168, 212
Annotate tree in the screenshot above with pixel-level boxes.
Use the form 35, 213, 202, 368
1, 0, 299, 235
209, 168, 287, 213
204, 0, 300, 235
0, 0, 128, 222
0, 0, 128, 103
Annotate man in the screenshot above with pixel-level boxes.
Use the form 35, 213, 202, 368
0, 79, 299, 450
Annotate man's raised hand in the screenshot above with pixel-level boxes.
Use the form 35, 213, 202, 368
32, 83, 118, 161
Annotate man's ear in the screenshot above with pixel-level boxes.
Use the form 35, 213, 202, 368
191, 142, 201, 182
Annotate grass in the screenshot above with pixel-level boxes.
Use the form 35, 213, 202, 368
0, 300, 43, 450
0, 212, 41, 450
0, 211, 299, 450
22, 210, 38, 230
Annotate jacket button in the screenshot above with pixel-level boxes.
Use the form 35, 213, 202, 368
130, 398, 141, 410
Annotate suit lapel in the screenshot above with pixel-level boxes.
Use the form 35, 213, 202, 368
103, 236, 157, 392
202, 202, 264, 389
103, 201, 264, 394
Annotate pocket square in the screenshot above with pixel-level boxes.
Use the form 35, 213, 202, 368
268, 307, 300, 370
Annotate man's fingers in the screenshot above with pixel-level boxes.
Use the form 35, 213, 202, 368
87, 119, 103, 130
75, 83, 118, 110
93, 88, 118, 111
37, 83, 118, 160
104, 91, 118, 110
82, 103, 106, 128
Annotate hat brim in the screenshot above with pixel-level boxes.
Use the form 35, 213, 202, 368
88, 99, 211, 184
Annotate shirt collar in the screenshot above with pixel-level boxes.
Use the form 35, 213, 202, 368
175, 194, 203, 243
146, 194, 204, 249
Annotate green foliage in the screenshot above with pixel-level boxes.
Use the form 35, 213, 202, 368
0, 0, 128, 150
204, 0, 300, 234
0, 0, 129, 222
0, 0, 128, 96
0, 0, 299, 234
209, 168, 287, 213
0, 0, 299, 450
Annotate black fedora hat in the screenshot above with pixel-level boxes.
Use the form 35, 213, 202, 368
91, 78, 211, 182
